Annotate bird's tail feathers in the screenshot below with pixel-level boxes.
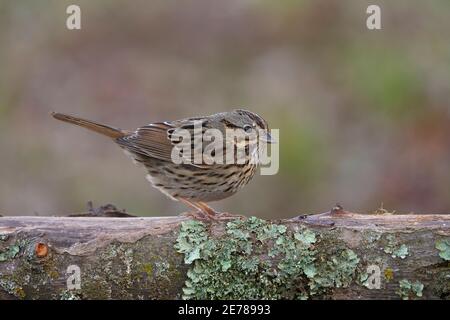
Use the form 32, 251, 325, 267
51, 112, 127, 139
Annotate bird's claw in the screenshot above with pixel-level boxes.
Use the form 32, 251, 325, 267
180, 210, 245, 222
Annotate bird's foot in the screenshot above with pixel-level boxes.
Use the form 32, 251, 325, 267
180, 210, 212, 222
180, 210, 244, 222
196, 203, 245, 221
178, 199, 245, 222
213, 212, 246, 221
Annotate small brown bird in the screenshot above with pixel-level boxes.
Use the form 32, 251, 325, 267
52, 110, 273, 220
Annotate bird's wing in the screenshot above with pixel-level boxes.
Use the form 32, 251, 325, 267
116, 119, 214, 168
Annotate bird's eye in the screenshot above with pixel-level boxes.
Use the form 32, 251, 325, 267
243, 125, 252, 133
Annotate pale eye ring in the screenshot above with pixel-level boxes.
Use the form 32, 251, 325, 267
243, 124, 252, 133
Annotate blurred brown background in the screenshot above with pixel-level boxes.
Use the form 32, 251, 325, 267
1, 0, 449, 218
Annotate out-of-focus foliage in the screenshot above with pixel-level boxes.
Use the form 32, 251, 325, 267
1, 0, 449, 218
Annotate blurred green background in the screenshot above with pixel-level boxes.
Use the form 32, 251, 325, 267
1, 0, 449, 218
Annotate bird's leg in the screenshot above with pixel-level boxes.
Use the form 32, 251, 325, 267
197, 202, 245, 221
179, 198, 244, 221
179, 198, 212, 221
196, 202, 219, 218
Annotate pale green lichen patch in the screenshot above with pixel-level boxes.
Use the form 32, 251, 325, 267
383, 235, 409, 259
0, 239, 26, 263
175, 217, 360, 299
0, 244, 20, 262
309, 248, 359, 295
364, 231, 382, 244
294, 229, 316, 245
176, 220, 209, 264
392, 244, 409, 259
435, 239, 450, 261
396, 279, 424, 300
359, 272, 370, 288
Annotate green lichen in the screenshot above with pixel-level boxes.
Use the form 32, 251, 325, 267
141, 263, 153, 276
358, 265, 394, 288
0, 232, 185, 299
384, 268, 394, 282
0, 278, 26, 299
383, 235, 409, 259
396, 279, 424, 300
294, 229, 316, 245
309, 248, 359, 294
175, 217, 360, 299
359, 267, 379, 289
60, 289, 82, 300
176, 220, 209, 264
364, 231, 382, 244
0, 244, 20, 262
431, 271, 450, 299
392, 244, 409, 259
0, 239, 28, 264
435, 239, 450, 261
359, 272, 369, 288
70, 236, 185, 299
155, 261, 170, 279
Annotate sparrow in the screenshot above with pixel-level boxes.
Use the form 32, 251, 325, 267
52, 109, 273, 220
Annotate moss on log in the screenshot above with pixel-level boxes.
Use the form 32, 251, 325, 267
0, 209, 449, 300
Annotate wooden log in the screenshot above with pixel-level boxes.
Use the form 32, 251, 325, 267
0, 209, 449, 300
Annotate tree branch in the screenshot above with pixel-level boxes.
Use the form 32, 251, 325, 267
0, 209, 449, 300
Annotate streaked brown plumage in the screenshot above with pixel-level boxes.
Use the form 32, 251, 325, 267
52, 110, 273, 220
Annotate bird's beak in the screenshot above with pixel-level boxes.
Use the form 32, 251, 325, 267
260, 131, 276, 144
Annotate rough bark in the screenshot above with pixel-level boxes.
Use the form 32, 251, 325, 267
0, 209, 449, 300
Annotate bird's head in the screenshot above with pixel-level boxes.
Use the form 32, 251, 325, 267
221, 109, 274, 144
